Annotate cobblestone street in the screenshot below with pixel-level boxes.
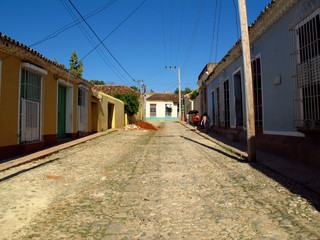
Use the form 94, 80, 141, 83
0, 121, 320, 239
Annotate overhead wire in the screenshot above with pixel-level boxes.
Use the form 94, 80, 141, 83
61, 0, 132, 85
214, 0, 223, 62
161, 0, 168, 65
182, 0, 206, 69
29, 0, 117, 48
209, 0, 219, 62
175, 0, 186, 65
232, 0, 240, 39
67, 0, 136, 82
79, 0, 147, 63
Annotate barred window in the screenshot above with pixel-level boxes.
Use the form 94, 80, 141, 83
150, 104, 156, 116
291, 8, 320, 129
20, 69, 42, 143
252, 58, 263, 128
77, 88, 88, 132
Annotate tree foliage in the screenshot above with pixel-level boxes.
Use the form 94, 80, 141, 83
114, 93, 140, 116
130, 86, 139, 92
189, 90, 199, 100
54, 58, 65, 68
69, 50, 83, 76
174, 87, 193, 95
90, 80, 105, 85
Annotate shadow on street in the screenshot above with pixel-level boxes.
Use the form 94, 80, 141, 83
0, 158, 60, 183
182, 134, 320, 212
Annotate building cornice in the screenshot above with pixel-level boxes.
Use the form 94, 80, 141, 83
207, 0, 299, 84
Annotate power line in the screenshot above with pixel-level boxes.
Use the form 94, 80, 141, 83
61, 0, 132, 85
232, 0, 240, 39
182, 0, 205, 69
175, 0, 186, 65
209, 0, 219, 62
79, 0, 147, 63
29, 0, 117, 48
67, 0, 135, 81
215, 0, 223, 62
161, 0, 168, 65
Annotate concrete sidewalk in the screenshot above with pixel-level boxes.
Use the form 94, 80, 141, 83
181, 122, 320, 195
0, 130, 116, 172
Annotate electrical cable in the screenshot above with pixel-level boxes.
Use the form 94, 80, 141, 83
61, 0, 132, 85
67, 0, 136, 81
29, 0, 117, 48
79, 0, 147, 63
209, 0, 219, 62
161, 0, 168, 65
232, 0, 240, 39
175, 0, 186, 65
214, 0, 223, 62
182, 0, 205, 69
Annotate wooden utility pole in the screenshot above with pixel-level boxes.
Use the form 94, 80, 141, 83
238, 0, 256, 161
165, 66, 182, 121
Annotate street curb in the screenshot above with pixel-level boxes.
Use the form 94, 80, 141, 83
0, 130, 117, 172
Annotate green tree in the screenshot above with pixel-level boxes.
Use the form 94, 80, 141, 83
174, 88, 179, 94
114, 93, 140, 116
189, 90, 199, 100
69, 50, 83, 76
150, 89, 154, 92
54, 58, 65, 68
184, 87, 192, 94
90, 80, 105, 85
130, 86, 139, 92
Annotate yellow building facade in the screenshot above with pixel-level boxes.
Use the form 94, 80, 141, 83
91, 90, 126, 131
0, 34, 93, 160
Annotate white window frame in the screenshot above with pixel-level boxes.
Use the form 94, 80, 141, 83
57, 78, 74, 134
232, 67, 243, 129
77, 85, 88, 132
19, 65, 46, 144
251, 54, 265, 131
294, 9, 320, 126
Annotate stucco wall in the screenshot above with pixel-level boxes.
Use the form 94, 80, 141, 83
92, 90, 125, 131
206, 2, 303, 136
0, 52, 20, 146
146, 101, 178, 120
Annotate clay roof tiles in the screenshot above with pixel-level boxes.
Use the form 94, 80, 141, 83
92, 85, 140, 96
147, 93, 179, 103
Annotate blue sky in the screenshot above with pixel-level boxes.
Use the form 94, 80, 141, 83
1, 0, 271, 92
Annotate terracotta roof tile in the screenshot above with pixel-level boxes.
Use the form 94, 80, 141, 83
147, 93, 179, 103
92, 85, 140, 96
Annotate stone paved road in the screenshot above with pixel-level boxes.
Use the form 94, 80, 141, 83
0, 121, 320, 239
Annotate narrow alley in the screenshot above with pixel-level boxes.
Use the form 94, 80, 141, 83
0, 121, 320, 239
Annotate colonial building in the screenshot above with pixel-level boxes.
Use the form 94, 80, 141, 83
0, 34, 93, 160
146, 93, 179, 121
198, 0, 320, 168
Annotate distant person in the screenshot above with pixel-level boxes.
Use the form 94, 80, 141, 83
193, 113, 200, 132
186, 114, 189, 124
201, 112, 210, 133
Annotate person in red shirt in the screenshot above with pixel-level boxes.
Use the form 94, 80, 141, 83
193, 113, 200, 132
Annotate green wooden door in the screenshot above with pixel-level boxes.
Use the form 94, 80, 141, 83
58, 84, 66, 139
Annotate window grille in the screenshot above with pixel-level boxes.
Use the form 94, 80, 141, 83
291, 5, 320, 129
165, 104, 172, 116
150, 104, 156, 116
77, 88, 88, 132
216, 86, 221, 126
20, 69, 42, 143
252, 58, 263, 128
223, 80, 230, 127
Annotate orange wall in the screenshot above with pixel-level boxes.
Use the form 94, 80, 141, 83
43, 72, 58, 135
0, 53, 20, 146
